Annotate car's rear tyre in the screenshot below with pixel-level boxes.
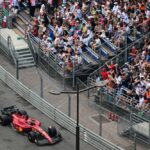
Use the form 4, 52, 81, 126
28, 131, 36, 143
48, 126, 57, 137
28, 131, 40, 145
0, 115, 11, 126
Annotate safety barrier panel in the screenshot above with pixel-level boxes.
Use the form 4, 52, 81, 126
0, 66, 124, 150
0, 28, 17, 65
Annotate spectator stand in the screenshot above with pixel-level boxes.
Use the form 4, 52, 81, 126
27, 32, 98, 89
88, 31, 150, 86
9, 0, 150, 88
87, 31, 150, 143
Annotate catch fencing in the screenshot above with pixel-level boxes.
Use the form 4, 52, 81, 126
0, 65, 124, 150
88, 31, 150, 85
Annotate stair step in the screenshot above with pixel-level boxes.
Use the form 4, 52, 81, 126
17, 52, 32, 57
18, 63, 35, 69
18, 56, 33, 61
19, 60, 34, 64
16, 48, 30, 52
16, 50, 31, 55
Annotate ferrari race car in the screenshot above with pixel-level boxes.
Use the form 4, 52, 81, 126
0, 106, 62, 145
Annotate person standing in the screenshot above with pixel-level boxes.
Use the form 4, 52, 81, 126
29, 0, 36, 17
53, 0, 58, 8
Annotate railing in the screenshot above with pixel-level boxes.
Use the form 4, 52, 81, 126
0, 65, 124, 150
0, 28, 17, 65
7, 36, 17, 64
27, 33, 65, 77
118, 113, 150, 144
88, 31, 150, 85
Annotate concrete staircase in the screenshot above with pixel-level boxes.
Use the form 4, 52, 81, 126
16, 48, 35, 68
0, 28, 35, 69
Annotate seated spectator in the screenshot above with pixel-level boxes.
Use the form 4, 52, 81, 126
144, 87, 150, 103
31, 23, 39, 37
128, 46, 138, 63
38, 21, 47, 39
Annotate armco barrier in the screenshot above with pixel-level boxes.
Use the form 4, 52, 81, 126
0, 66, 124, 150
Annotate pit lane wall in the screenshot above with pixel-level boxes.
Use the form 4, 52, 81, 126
0, 65, 124, 150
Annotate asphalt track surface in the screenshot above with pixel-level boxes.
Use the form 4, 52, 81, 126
0, 80, 96, 150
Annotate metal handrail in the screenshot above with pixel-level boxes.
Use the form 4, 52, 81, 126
0, 28, 17, 65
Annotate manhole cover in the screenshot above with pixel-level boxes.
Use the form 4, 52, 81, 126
0, 91, 5, 95
91, 114, 110, 124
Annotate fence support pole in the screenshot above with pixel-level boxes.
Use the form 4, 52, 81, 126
76, 83, 80, 150
48, 52, 50, 77
16, 59, 19, 80
99, 88, 102, 136
149, 116, 150, 144
63, 63, 65, 90
133, 132, 137, 150
125, 33, 128, 62
40, 76, 43, 98
72, 59, 75, 88
68, 94, 71, 117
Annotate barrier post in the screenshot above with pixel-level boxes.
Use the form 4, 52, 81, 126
16, 59, 19, 80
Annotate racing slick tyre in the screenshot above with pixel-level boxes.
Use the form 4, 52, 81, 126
28, 131, 40, 145
48, 126, 57, 137
28, 131, 36, 143
0, 115, 11, 126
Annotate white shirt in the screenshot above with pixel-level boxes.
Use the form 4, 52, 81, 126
139, 97, 144, 106
116, 76, 122, 85
112, 5, 119, 15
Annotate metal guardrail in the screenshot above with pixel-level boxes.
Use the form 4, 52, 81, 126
0, 65, 124, 150
0, 28, 17, 64
27, 33, 65, 76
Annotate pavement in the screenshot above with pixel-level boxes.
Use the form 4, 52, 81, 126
0, 51, 149, 150
0, 80, 96, 150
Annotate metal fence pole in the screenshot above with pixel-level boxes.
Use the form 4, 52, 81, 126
40, 76, 43, 98
130, 111, 133, 139
149, 116, 150, 144
99, 88, 102, 136
48, 52, 50, 77
16, 59, 19, 80
55, 55, 57, 78
133, 132, 137, 150
68, 94, 71, 117
76, 83, 80, 150
72, 59, 75, 88
63, 63, 66, 90
125, 33, 128, 62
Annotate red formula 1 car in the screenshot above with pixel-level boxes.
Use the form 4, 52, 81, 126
0, 106, 62, 145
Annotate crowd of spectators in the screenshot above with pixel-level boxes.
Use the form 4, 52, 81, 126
98, 36, 150, 111
8, 0, 150, 73
4, 0, 150, 110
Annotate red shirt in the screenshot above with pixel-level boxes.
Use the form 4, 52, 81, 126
101, 71, 110, 80
109, 64, 116, 71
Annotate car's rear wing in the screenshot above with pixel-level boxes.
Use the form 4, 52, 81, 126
1, 105, 19, 115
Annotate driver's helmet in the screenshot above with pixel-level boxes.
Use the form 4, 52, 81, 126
30, 120, 35, 125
